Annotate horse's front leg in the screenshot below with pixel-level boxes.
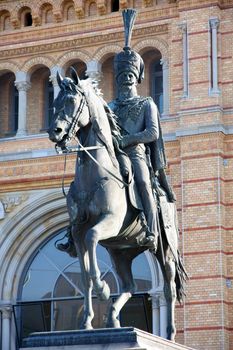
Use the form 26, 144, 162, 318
106, 248, 137, 328
73, 227, 94, 329
84, 214, 121, 301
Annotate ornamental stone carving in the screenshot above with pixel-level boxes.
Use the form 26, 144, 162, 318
1, 194, 29, 213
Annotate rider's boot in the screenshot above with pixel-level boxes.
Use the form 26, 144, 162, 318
139, 231, 158, 250
57, 237, 77, 257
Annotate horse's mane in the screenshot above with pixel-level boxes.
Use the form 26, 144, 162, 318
56, 76, 121, 139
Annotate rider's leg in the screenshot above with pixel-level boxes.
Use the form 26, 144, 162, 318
132, 156, 158, 248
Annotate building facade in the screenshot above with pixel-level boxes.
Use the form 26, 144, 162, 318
0, 0, 233, 349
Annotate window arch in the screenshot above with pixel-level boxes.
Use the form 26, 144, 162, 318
88, 1, 97, 16
24, 11, 33, 26
41, 4, 53, 24
66, 5, 76, 20
0, 11, 11, 31
17, 230, 153, 338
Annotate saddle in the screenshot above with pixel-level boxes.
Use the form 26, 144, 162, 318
117, 152, 179, 262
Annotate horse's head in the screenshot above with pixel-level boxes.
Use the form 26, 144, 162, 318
48, 68, 90, 148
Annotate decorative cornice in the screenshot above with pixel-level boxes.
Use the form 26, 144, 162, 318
0, 24, 169, 60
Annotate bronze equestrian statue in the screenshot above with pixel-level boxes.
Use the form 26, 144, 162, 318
48, 9, 187, 341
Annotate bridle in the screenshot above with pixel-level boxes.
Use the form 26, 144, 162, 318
55, 90, 86, 153
54, 88, 129, 188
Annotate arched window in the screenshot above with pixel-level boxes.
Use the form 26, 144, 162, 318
67, 5, 76, 20
10, 84, 19, 135
44, 9, 53, 24
24, 12, 33, 26
44, 79, 54, 130
16, 230, 153, 341
151, 59, 163, 114
111, 0, 119, 12
89, 2, 97, 16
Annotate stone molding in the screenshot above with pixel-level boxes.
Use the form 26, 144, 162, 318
0, 24, 168, 61
0, 189, 68, 300
0, 193, 29, 213
21, 55, 55, 72
0, 61, 20, 74
93, 44, 122, 62
57, 49, 91, 66
133, 37, 169, 59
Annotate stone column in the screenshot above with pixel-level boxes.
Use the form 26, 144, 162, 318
86, 60, 102, 87
209, 18, 220, 94
179, 22, 188, 98
160, 58, 169, 117
151, 293, 160, 336
159, 294, 168, 339
15, 72, 31, 137
0, 304, 12, 350
50, 66, 64, 99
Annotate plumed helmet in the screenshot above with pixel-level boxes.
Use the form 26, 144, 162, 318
114, 9, 145, 84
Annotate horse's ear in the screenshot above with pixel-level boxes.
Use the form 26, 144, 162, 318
57, 71, 63, 89
70, 66, 81, 86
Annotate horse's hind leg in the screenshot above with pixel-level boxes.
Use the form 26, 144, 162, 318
73, 227, 94, 329
106, 248, 138, 328
157, 245, 177, 341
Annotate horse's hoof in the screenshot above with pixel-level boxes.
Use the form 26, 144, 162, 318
80, 322, 93, 330
106, 318, 121, 328
94, 280, 110, 301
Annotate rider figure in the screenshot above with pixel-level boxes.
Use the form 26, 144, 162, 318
56, 8, 175, 254
109, 12, 175, 248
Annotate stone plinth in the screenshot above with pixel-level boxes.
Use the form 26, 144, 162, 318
21, 327, 195, 350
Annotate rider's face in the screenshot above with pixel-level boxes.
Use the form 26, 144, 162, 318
117, 71, 138, 88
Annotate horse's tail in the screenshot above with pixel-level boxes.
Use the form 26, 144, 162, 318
175, 251, 189, 303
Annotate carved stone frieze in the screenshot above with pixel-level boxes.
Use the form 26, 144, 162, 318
32, 14, 42, 27
97, 2, 107, 15
53, 10, 63, 23
10, 17, 20, 29
0, 194, 29, 214
119, 0, 128, 9
0, 23, 168, 60
75, 6, 85, 19
143, 0, 154, 6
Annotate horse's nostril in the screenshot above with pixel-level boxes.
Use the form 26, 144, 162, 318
55, 127, 62, 134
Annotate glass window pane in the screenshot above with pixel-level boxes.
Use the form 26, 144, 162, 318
132, 254, 152, 292
119, 294, 152, 332
21, 233, 73, 301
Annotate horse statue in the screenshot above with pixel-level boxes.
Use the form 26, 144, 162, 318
48, 68, 187, 341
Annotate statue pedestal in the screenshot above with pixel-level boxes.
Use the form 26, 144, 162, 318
21, 327, 194, 350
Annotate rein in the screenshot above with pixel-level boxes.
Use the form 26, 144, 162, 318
55, 90, 129, 189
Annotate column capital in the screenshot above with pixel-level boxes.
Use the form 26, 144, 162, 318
15, 81, 31, 92
160, 58, 169, 70
86, 60, 103, 84
0, 303, 12, 319
159, 293, 167, 307
209, 17, 219, 30
150, 293, 160, 309
178, 21, 187, 33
